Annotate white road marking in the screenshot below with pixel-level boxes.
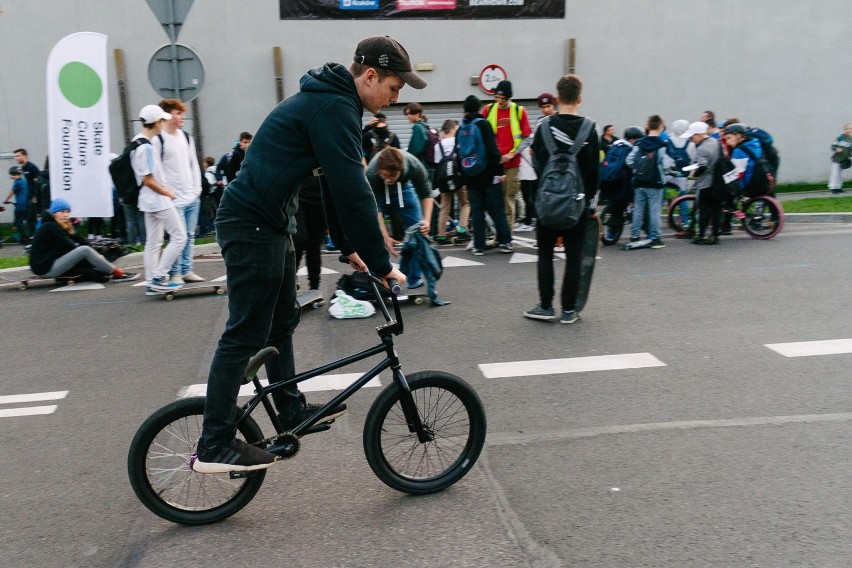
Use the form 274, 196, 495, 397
487, 412, 852, 447
178, 373, 382, 399
0, 390, 68, 404
0, 405, 58, 418
49, 282, 105, 292
765, 338, 852, 357
297, 266, 338, 276
508, 252, 537, 264
441, 256, 484, 267
479, 352, 666, 379
209, 275, 227, 282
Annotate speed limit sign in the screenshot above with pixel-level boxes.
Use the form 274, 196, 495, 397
478, 64, 507, 95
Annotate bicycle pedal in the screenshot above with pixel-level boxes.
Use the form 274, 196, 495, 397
302, 423, 332, 436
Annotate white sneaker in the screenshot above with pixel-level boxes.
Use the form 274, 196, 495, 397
170, 275, 185, 284
182, 272, 206, 283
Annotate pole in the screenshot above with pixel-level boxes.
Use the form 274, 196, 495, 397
565, 38, 576, 75
191, 97, 203, 161
273, 47, 284, 104
113, 48, 132, 146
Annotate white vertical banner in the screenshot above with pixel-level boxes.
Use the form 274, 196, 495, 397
46, 32, 112, 218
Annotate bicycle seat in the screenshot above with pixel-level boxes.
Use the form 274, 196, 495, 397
242, 346, 279, 384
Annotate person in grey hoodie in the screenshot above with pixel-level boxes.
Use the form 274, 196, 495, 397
626, 114, 674, 248
681, 121, 722, 244
193, 36, 426, 475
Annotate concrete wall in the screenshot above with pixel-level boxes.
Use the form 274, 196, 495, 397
0, 0, 849, 203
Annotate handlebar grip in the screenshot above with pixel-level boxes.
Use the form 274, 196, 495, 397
387, 279, 401, 295
338, 254, 349, 264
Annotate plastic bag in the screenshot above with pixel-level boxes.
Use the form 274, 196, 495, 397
328, 290, 375, 319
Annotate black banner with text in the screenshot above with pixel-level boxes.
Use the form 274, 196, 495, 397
280, 0, 565, 20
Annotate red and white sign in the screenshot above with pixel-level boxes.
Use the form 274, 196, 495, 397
478, 64, 507, 95
396, 0, 457, 9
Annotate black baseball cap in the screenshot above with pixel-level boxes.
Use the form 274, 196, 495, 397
353, 36, 427, 90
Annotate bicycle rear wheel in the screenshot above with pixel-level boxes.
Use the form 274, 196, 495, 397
667, 194, 696, 232
363, 371, 486, 495
741, 195, 784, 239
127, 397, 267, 525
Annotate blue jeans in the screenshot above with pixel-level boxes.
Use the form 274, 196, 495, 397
123, 204, 146, 245
631, 187, 663, 240
468, 183, 512, 249
379, 182, 422, 282
170, 198, 200, 276
200, 215, 304, 449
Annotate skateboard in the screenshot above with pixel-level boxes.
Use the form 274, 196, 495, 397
297, 289, 325, 310
1, 273, 81, 290
146, 281, 227, 300
574, 216, 601, 313
622, 238, 653, 251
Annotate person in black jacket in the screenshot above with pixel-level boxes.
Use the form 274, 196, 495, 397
29, 198, 138, 282
459, 95, 512, 256
525, 74, 599, 324
193, 35, 421, 475
222, 131, 252, 184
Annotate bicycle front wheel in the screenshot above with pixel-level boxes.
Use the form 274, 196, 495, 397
363, 371, 487, 495
127, 397, 267, 525
667, 194, 696, 232
741, 195, 784, 239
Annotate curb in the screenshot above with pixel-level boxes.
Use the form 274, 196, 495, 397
783, 213, 852, 224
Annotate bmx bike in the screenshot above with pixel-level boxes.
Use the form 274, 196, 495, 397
667, 192, 785, 240
127, 268, 487, 525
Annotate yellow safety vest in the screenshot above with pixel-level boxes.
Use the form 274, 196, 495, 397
486, 102, 524, 153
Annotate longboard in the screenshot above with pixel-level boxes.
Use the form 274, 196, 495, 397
1, 273, 81, 290
573, 216, 601, 313
146, 281, 226, 300
623, 238, 653, 251
297, 289, 325, 310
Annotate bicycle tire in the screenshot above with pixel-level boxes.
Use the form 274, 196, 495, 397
741, 195, 784, 239
127, 397, 267, 525
363, 371, 486, 495
667, 194, 696, 232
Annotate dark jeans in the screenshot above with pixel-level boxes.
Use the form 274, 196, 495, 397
520, 179, 538, 224
468, 183, 511, 249
698, 186, 724, 238
535, 214, 587, 312
200, 216, 304, 449
294, 200, 327, 290
14, 210, 29, 241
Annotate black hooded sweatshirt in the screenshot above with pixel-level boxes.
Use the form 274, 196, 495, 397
29, 211, 88, 275
218, 63, 392, 277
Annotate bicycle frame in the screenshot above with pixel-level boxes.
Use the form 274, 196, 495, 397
236, 276, 431, 444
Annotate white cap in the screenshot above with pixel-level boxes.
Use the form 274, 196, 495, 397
139, 104, 172, 124
680, 121, 709, 139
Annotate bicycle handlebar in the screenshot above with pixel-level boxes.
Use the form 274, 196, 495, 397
338, 254, 404, 334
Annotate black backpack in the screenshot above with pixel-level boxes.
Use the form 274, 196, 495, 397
713, 143, 740, 197
534, 116, 593, 230
432, 143, 461, 193
109, 138, 151, 207
632, 147, 663, 186
336, 271, 384, 301
200, 167, 212, 197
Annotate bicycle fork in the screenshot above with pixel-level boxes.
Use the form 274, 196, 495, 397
386, 340, 433, 443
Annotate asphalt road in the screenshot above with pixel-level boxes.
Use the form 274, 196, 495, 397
1, 223, 850, 567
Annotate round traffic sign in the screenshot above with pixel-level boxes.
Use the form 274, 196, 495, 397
478, 64, 507, 95
148, 44, 204, 103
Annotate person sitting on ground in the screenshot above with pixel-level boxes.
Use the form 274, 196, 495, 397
28, 198, 139, 283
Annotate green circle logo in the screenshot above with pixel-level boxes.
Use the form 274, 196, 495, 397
58, 62, 102, 108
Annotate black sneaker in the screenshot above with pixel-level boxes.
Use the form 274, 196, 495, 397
191, 438, 279, 474
112, 272, 140, 282
279, 402, 348, 430
650, 238, 666, 249
560, 310, 580, 324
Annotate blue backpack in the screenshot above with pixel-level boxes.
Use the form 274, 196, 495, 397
600, 143, 632, 183
456, 118, 487, 176
665, 139, 692, 172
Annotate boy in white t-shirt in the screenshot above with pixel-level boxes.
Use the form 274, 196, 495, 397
131, 104, 188, 292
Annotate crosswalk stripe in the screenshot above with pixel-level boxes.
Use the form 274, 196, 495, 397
297, 266, 338, 276
0, 391, 68, 404
765, 338, 852, 357
178, 373, 382, 399
479, 353, 666, 379
441, 256, 484, 267
49, 282, 105, 292
0, 405, 58, 418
